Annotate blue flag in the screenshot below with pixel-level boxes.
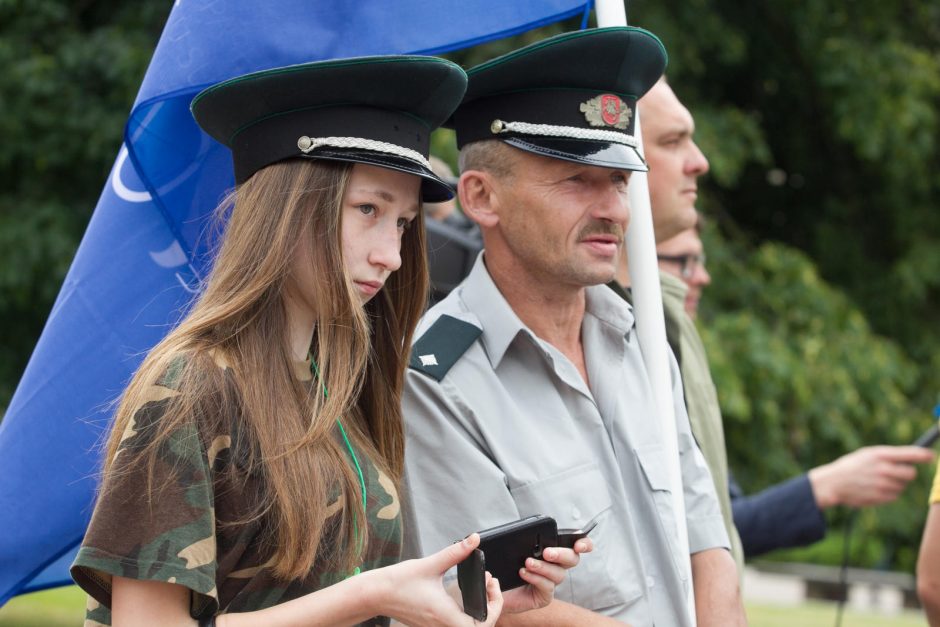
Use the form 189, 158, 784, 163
0, 0, 592, 603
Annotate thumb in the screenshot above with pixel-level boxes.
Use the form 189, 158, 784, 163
428, 533, 480, 573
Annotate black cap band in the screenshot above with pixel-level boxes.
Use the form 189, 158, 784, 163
232, 106, 429, 184
454, 89, 637, 149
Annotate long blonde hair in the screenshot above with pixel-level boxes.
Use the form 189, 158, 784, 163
103, 158, 428, 579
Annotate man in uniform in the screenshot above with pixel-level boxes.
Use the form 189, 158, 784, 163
626, 79, 934, 567
401, 28, 745, 626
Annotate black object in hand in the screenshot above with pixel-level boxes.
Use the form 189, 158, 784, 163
458, 548, 487, 622
913, 423, 940, 448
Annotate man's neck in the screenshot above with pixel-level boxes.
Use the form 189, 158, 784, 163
616, 253, 631, 288
483, 252, 589, 382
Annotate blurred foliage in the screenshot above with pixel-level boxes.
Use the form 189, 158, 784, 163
0, 0, 167, 410
630, 0, 940, 572
699, 226, 936, 570
1, 0, 938, 573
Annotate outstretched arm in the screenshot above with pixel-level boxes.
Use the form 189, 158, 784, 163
808, 445, 934, 509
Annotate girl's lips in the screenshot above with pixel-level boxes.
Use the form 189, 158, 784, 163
355, 281, 382, 296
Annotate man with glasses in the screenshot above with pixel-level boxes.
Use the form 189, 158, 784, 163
623, 77, 934, 565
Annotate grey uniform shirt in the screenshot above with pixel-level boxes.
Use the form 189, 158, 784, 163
402, 255, 729, 626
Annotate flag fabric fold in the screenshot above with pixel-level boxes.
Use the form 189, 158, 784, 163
0, 0, 592, 604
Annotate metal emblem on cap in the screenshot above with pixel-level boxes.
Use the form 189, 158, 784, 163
297, 136, 314, 152
580, 95, 632, 130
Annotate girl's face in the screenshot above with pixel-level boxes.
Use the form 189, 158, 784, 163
340, 163, 421, 302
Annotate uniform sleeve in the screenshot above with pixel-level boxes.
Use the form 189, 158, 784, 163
730, 473, 825, 558
670, 354, 730, 555
70, 385, 219, 619
401, 370, 520, 561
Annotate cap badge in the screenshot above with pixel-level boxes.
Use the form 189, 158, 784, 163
580, 94, 631, 130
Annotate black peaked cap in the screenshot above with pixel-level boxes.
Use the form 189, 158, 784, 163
453, 27, 667, 171
191, 56, 467, 201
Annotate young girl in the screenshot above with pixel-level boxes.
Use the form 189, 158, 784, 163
70, 56, 586, 626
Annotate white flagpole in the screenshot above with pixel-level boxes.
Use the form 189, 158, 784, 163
595, 1, 696, 622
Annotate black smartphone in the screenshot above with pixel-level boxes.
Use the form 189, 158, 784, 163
457, 548, 487, 622
467, 515, 558, 592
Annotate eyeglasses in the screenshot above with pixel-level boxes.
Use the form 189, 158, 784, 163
657, 253, 706, 279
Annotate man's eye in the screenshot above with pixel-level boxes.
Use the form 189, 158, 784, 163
358, 204, 377, 216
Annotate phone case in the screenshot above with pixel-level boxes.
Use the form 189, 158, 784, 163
476, 515, 558, 591
458, 548, 487, 621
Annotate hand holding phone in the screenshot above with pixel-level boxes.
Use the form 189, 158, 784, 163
457, 513, 599, 619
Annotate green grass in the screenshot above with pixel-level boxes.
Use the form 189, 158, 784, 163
0, 586, 86, 627
746, 600, 927, 627
0, 586, 930, 626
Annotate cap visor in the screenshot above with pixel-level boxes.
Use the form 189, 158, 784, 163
505, 137, 648, 172
301, 149, 455, 202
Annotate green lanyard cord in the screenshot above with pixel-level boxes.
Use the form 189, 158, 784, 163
310, 358, 365, 575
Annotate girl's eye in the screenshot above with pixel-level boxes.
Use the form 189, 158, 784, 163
358, 204, 377, 216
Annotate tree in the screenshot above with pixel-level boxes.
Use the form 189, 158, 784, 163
0, 0, 167, 409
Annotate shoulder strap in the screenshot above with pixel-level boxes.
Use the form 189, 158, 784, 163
408, 314, 482, 381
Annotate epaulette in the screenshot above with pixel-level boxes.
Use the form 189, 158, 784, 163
408, 314, 482, 381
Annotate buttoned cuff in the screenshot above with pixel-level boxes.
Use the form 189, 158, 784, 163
687, 513, 731, 554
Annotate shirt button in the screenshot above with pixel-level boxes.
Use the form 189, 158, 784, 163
571, 507, 582, 521
646, 576, 655, 588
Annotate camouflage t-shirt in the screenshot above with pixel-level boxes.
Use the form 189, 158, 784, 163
71, 354, 402, 626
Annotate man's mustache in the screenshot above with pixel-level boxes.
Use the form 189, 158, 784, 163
577, 222, 624, 242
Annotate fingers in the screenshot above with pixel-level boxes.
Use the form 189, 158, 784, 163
483, 572, 503, 626
431, 533, 480, 573
573, 538, 594, 554
860, 445, 936, 465
878, 461, 918, 483
522, 556, 566, 586
540, 546, 581, 569
877, 445, 936, 464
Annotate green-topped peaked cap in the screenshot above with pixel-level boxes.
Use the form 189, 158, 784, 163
191, 55, 467, 201
453, 27, 667, 171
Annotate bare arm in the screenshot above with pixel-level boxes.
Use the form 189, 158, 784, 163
111, 535, 504, 627
808, 445, 934, 509
496, 599, 626, 626
919, 504, 940, 626
691, 548, 746, 627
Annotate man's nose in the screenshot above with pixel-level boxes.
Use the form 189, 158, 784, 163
687, 141, 709, 177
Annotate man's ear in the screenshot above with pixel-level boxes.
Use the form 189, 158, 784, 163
457, 170, 500, 228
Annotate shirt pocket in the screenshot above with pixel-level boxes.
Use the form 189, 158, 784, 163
635, 443, 685, 581
509, 463, 643, 610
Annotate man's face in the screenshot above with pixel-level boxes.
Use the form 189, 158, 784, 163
656, 228, 711, 318
641, 81, 709, 243
492, 149, 632, 288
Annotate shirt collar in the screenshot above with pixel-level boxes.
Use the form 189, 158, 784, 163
458, 253, 529, 368
458, 253, 636, 367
